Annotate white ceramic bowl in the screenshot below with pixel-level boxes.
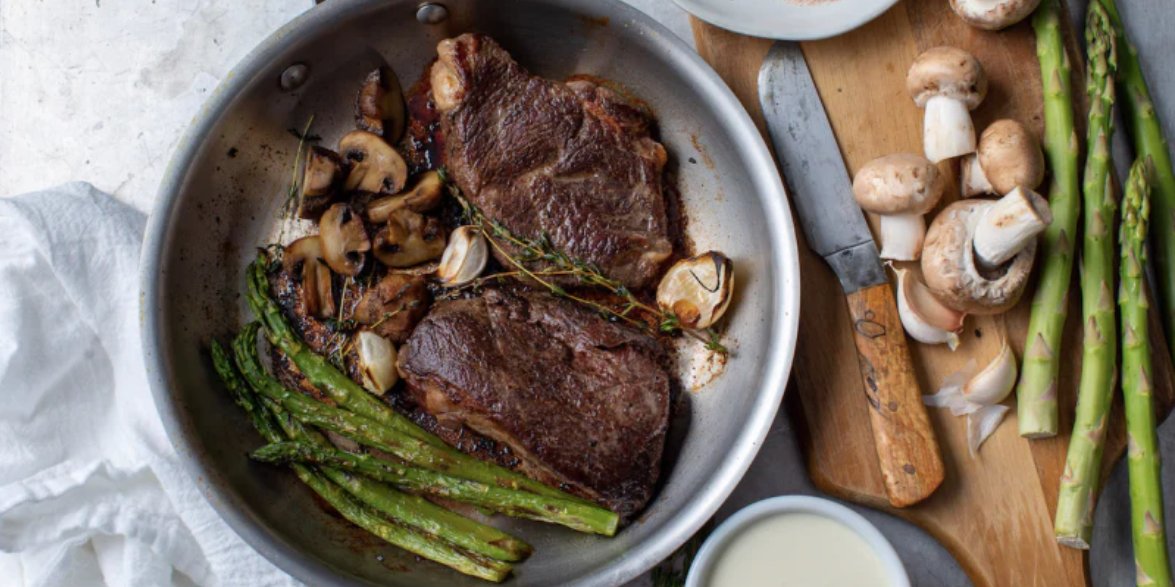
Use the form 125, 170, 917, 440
685, 496, 911, 587
672, 0, 900, 41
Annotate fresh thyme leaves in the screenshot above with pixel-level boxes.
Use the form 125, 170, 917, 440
276, 115, 316, 244
442, 170, 727, 354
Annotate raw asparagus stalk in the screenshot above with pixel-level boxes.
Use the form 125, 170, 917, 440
259, 392, 532, 563
1120, 158, 1173, 587
1098, 0, 1175, 366
231, 325, 620, 536
1019, 0, 1083, 438
211, 340, 513, 581
1055, 1, 1119, 549
246, 255, 600, 508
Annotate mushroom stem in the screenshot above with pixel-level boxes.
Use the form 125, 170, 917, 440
879, 214, 927, 261
960, 153, 992, 198
973, 187, 1053, 268
923, 95, 977, 163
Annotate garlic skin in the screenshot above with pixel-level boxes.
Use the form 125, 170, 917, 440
923, 338, 1018, 456
656, 252, 734, 330
437, 226, 488, 286
355, 331, 399, 395
890, 264, 965, 350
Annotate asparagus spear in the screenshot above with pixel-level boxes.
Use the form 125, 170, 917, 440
211, 340, 513, 581
1098, 0, 1175, 365
253, 440, 610, 532
231, 325, 620, 536
261, 395, 532, 563
1120, 158, 1173, 586
1019, 0, 1083, 438
246, 257, 600, 503
1055, 1, 1119, 549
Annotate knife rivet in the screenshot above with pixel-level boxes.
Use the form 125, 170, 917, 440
903, 464, 916, 475
888, 401, 899, 412
416, 2, 449, 24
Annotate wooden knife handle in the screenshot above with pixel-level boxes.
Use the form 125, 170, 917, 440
845, 283, 945, 507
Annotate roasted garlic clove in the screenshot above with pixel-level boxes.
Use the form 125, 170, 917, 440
367, 170, 445, 223
319, 203, 371, 276
437, 226, 488, 286
282, 236, 335, 318
354, 330, 398, 395
656, 252, 734, 330
339, 130, 408, 195
372, 208, 446, 268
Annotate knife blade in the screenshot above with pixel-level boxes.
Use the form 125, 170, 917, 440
759, 41, 944, 508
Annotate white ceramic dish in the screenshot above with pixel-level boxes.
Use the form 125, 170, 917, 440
671, 0, 900, 41
685, 495, 911, 587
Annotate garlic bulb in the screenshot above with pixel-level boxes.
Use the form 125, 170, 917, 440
656, 252, 734, 330
890, 264, 965, 350
437, 226, 488, 287
355, 331, 398, 395
923, 338, 1018, 456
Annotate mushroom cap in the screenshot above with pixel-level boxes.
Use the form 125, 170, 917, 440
976, 119, 1045, 194
852, 153, 946, 215
921, 200, 1035, 314
906, 46, 988, 109
950, 0, 1042, 31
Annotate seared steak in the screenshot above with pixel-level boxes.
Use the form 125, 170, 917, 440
397, 289, 671, 518
431, 33, 673, 289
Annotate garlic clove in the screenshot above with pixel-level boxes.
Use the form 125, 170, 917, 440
355, 330, 398, 395
924, 359, 979, 416
656, 252, 734, 330
967, 404, 1010, 457
437, 225, 488, 286
961, 338, 1018, 406
891, 264, 966, 349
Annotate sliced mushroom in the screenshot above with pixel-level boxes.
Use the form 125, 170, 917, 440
354, 330, 399, 395
961, 120, 1045, 198
950, 0, 1042, 31
656, 252, 734, 330
282, 236, 336, 319
339, 131, 408, 195
355, 66, 407, 143
921, 195, 1047, 314
437, 226, 488, 286
319, 203, 371, 276
852, 154, 946, 261
300, 146, 347, 219
372, 208, 447, 268
367, 170, 445, 223
353, 273, 430, 343
907, 47, 988, 163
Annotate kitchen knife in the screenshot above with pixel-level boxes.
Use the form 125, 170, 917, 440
758, 42, 944, 508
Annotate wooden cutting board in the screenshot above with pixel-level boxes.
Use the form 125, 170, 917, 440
689, 1, 1175, 585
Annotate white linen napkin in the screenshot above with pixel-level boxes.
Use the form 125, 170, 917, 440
0, 183, 301, 587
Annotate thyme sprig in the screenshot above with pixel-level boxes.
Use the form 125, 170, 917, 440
440, 171, 726, 354
276, 115, 316, 244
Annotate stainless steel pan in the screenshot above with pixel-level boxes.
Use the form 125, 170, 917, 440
140, 1, 800, 585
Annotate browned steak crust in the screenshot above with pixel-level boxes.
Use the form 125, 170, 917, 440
431, 33, 673, 289
397, 289, 671, 518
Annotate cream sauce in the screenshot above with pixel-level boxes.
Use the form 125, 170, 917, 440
706, 513, 893, 587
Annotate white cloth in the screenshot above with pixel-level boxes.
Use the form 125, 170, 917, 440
0, 183, 301, 587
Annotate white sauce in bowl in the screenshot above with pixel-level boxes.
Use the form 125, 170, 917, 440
705, 512, 893, 587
